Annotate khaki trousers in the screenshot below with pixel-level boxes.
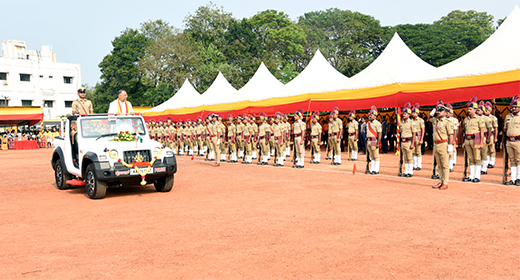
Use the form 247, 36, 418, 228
294, 136, 303, 158
465, 139, 481, 165
413, 138, 422, 157
311, 138, 319, 154
211, 136, 220, 164
330, 135, 340, 156
368, 141, 380, 161
402, 142, 413, 164
507, 141, 520, 166
434, 142, 449, 184
260, 138, 268, 156
348, 136, 357, 156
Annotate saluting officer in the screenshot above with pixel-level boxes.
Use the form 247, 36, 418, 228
485, 102, 498, 168
310, 112, 322, 164
400, 103, 416, 177
504, 95, 520, 185
462, 96, 485, 183
367, 106, 382, 175
411, 103, 425, 170
431, 103, 454, 190
347, 110, 359, 161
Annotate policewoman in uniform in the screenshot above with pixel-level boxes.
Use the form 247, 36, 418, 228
347, 110, 359, 161
463, 97, 485, 183
367, 106, 382, 175
400, 103, 416, 177
505, 95, 520, 185
431, 104, 454, 190
310, 112, 322, 164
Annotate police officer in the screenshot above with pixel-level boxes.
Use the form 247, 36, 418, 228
236, 116, 245, 159
227, 114, 237, 163
485, 102, 498, 168
72, 87, 94, 115
208, 114, 221, 167
477, 101, 493, 175
431, 104, 454, 190
177, 120, 184, 155
462, 96, 485, 183
411, 103, 425, 170
330, 107, 343, 165
273, 112, 285, 167
446, 104, 459, 171
292, 110, 306, 168
257, 113, 270, 165
347, 110, 359, 161
504, 95, 520, 185
242, 115, 252, 164
251, 115, 259, 160
367, 106, 382, 175
310, 112, 322, 164
400, 103, 416, 177
218, 115, 227, 162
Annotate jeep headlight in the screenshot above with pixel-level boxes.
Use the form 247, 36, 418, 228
153, 147, 161, 156
109, 149, 119, 159
165, 150, 173, 157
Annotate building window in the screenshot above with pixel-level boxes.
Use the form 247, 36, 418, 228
22, 100, 33, 106
20, 74, 31, 82
63, 76, 73, 84
65, 101, 73, 108
39, 75, 44, 78
49, 76, 53, 79
44, 100, 54, 108
0, 100, 8, 107
0, 72, 6, 80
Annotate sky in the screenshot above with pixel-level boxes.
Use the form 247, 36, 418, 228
1, 0, 518, 87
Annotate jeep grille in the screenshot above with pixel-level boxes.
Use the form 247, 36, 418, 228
124, 150, 152, 163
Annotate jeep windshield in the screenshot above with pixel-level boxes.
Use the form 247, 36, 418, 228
80, 116, 146, 139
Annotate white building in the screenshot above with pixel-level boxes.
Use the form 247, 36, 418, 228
0, 39, 81, 119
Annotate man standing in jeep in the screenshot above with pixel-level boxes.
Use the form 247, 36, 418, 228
108, 90, 134, 115
72, 87, 93, 115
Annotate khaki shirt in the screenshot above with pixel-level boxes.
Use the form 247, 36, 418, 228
411, 117, 424, 134
168, 126, 176, 137
227, 123, 236, 137
367, 120, 382, 138
243, 123, 251, 136
219, 123, 226, 136
177, 127, 183, 138
293, 119, 305, 134
399, 118, 414, 138
505, 113, 520, 137
237, 123, 244, 134
72, 99, 93, 115
259, 123, 269, 137
273, 123, 282, 137
447, 117, 459, 131
311, 123, 322, 136
347, 120, 358, 133
252, 123, 259, 135
464, 115, 484, 135
331, 118, 342, 133
433, 117, 453, 142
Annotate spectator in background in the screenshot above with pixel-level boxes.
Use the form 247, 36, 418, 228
388, 117, 396, 152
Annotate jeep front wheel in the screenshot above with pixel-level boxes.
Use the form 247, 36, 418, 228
154, 174, 174, 192
85, 164, 107, 199
55, 159, 73, 190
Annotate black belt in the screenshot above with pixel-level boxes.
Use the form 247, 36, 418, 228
348, 133, 356, 136
331, 132, 339, 136
402, 137, 412, 143
465, 134, 475, 140
507, 136, 520, 142
294, 133, 302, 138
311, 135, 319, 139
259, 136, 265, 140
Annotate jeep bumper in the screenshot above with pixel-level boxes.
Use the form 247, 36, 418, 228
93, 156, 177, 185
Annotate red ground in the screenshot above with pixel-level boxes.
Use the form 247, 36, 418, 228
1, 148, 519, 279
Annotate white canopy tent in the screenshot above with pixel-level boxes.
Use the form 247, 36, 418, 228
145, 78, 200, 113
331, 33, 436, 91
252, 50, 349, 101
186, 72, 237, 107
214, 62, 284, 105
415, 5, 520, 82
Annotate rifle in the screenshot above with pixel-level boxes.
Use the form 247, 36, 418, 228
503, 131, 509, 184
398, 141, 404, 177
257, 136, 262, 165
462, 146, 469, 181
431, 157, 439, 179
365, 134, 371, 174
325, 136, 330, 159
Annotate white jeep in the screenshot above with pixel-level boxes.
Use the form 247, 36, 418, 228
51, 114, 177, 199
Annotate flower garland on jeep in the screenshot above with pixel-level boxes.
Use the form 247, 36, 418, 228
111, 131, 142, 142
104, 147, 164, 185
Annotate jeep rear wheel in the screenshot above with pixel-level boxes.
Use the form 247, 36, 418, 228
154, 174, 174, 192
55, 159, 73, 190
85, 163, 107, 199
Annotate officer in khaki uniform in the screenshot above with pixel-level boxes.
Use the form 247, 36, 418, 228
400, 104, 416, 177
168, 121, 177, 153
218, 115, 227, 162
273, 112, 285, 167
367, 106, 382, 175
227, 114, 237, 163
477, 101, 493, 175
431, 104, 454, 190
326, 115, 333, 160
157, 120, 165, 145
446, 104, 459, 171
251, 116, 259, 159
241, 115, 252, 164
196, 117, 204, 156
204, 117, 213, 159
485, 102, 498, 168
292, 110, 306, 168
411, 104, 425, 170
329, 107, 343, 165
72, 87, 94, 115
462, 97, 485, 183
347, 110, 359, 161
236, 116, 245, 159
269, 117, 275, 158
176, 121, 184, 155
505, 95, 520, 185
309, 112, 322, 164
148, 120, 156, 141
208, 114, 221, 167
257, 113, 270, 165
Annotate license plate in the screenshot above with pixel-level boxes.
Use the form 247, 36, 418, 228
130, 167, 153, 175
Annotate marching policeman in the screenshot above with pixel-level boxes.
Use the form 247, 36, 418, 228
330, 107, 343, 165
273, 112, 285, 167
446, 104, 459, 171
257, 113, 270, 165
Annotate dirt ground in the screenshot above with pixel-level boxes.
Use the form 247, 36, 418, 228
1, 148, 519, 280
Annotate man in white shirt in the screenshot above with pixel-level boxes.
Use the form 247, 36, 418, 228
108, 90, 134, 115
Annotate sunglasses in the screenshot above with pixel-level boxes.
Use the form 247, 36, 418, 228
78, 90, 86, 93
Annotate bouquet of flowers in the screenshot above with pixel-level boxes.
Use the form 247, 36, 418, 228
111, 131, 137, 142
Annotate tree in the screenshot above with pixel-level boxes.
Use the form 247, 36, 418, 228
298, 8, 387, 77
94, 28, 149, 113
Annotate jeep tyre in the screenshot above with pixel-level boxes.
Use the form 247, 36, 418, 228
154, 174, 174, 192
85, 163, 107, 199
55, 159, 73, 190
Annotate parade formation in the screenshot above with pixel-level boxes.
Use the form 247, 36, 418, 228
142, 93, 520, 188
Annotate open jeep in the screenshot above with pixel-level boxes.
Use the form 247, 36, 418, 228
51, 114, 177, 199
